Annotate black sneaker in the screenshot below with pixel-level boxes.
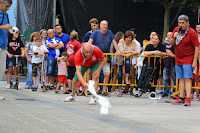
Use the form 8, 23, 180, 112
49, 85, 54, 90
162, 93, 168, 97
32, 87, 37, 91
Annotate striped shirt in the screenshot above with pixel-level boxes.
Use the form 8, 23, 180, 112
57, 59, 67, 76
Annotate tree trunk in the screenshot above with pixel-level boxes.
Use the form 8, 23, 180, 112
163, 6, 170, 42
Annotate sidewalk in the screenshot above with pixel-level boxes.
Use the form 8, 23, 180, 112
0, 81, 200, 133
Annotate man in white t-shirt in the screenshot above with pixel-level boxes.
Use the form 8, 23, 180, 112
130, 28, 142, 95
32, 36, 49, 91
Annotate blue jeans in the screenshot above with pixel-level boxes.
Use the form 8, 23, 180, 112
46, 58, 58, 77
115, 64, 123, 89
125, 59, 130, 76
25, 62, 34, 88
163, 66, 176, 93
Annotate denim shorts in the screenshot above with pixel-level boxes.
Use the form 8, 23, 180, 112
7, 57, 22, 67
175, 64, 193, 79
102, 63, 110, 73
73, 62, 100, 81
46, 58, 58, 77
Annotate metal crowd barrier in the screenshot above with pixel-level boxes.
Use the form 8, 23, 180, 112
91, 53, 200, 95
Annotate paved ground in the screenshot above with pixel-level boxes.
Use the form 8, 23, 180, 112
0, 81, 200, 133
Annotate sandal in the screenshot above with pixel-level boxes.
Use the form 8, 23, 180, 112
63, 91, 70, 94
125, 81, 131, 85
117, 93, 122, 97
55, 91, 61, 94
101, 92, 110, 97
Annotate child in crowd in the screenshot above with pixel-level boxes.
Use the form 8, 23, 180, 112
32, 36, 49, 91
6, 27, 24, 89
55, 52, 69, 94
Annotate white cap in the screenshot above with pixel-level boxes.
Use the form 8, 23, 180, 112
9, 27, 19, 34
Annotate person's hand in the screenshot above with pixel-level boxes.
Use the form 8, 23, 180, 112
134, 51, 139, 55
192, 61, 197, 69
174, 32, 179, 38
27, 58, 31, 64
21, 54, 24, 58
8, 54, 13, 58
38, 51, 44, 56
116, 51, 121, 56
125, 54, 130, 59
4, 24, 12, 30
155, 50, 161, 55
83, 82, 88, 89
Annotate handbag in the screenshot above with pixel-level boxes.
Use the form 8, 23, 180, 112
101, 33, 111, 63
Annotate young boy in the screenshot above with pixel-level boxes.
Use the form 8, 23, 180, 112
32, 36, 49, 91
55, 52, 69, 94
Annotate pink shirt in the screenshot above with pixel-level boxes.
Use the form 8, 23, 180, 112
57, 59, 67, 76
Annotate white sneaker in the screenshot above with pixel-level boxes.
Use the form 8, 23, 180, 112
6, 84, 10, 89
89, 97, 96, 105
0, 96, 5, 101
18, 85, 21, 89
64, 95, 75, 102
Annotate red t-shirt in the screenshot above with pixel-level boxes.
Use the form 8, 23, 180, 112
75, 45, 104, 67
65, 40, 81, 66
171, 27, 200, 65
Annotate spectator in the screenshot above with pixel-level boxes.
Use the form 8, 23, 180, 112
65, 30, 81, 92
143, 34, 166, 97
24, 32, 40, 89
194, 23, 200, 97
130, 28, 142, 94
161, 32, 175, 97
111, 31, 124, 94
88, 20, 121, 96
166, 45, 175, 96
0, 0, 12, 80
83, 18, 99, 84
83, 18, 99, 42
170, 15, 199, 106
45, 29, 64, 90
54, 24, 70, 53
40, 29, 48, 88
31, 36, 49, 91
55, 52, 69, 94
143, 31, 157, 50
6, 27, 24, 89
114, 30, 139, 96
64, 43, 106, 105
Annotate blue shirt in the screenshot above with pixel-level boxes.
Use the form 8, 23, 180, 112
45, 37, 62, 58
55, 33, 70, 52
163, 41, 172, 67
90, 30, 115, 53
82, 30, 93, 42
0, 11, 10, 49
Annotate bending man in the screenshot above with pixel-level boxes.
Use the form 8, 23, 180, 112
64, 42, 106, 105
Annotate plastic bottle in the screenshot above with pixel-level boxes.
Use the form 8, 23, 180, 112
193, 92, 197, 101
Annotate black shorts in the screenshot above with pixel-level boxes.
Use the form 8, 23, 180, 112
67, 66, 76, 80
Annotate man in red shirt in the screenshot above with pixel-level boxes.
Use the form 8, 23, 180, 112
64, 42, 106, 104
169, 14, 200, 106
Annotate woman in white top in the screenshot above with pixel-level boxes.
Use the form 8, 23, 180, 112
24, 32, 40, 89
40, 29, 48, 88
114, 30, 139, 96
